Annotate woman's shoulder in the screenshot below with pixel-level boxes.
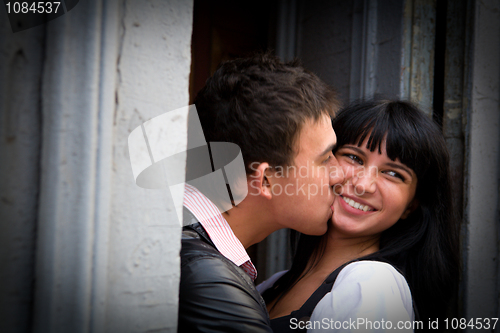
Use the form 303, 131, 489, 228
335, 260, 407, 285
309, 260, 414, 332
321, 260, 413, 315
333, 260, 412, 300
256, 270, 288, 294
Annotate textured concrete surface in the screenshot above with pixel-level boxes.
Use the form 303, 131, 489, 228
464, 0, 500, 325
106, 0, 192, 331
0, 8, 45, 333
1, 0, 192, 332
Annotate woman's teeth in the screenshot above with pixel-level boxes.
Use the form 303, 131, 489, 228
342, 196, 373, 212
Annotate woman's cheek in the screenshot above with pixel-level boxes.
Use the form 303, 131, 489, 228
339, 162, 354, 179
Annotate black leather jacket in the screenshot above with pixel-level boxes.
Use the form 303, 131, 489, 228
178, 209, 273, 332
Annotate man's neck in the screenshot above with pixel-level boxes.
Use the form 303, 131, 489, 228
222, 201, 280, 249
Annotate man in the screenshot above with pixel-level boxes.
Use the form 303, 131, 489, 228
178, 54, 343, 332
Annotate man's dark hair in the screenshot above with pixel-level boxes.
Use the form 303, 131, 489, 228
194, 53, 339, 174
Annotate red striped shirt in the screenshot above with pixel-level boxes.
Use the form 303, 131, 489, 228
183, 183, 257, 281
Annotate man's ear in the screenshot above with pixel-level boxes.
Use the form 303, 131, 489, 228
401, 198, 419, 219
247, 162, 273, 200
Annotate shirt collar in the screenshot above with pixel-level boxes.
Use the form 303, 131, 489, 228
183, 183, 257, 280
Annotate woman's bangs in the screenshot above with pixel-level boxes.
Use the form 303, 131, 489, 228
334, 105, 389, 154
333, 102, 424, 174
384, 123, 420, 173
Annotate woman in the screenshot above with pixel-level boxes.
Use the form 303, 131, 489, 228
259, 100, 460, 332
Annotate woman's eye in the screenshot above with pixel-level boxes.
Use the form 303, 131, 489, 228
344, 154, 363, 165
384, 170, 405, 181
323, 155, 332, 163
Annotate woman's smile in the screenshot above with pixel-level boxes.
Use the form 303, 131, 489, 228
339, 194, 376, 213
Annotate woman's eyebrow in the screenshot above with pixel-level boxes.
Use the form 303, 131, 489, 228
385, 162, 413, 176
342, 145, 367, 158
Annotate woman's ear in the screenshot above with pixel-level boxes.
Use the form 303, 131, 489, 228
247, 162, 273, 200
401, 198, 419, 219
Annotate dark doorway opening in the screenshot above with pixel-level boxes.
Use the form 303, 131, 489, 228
189, 0, 279, 282
190, 0, 277, 103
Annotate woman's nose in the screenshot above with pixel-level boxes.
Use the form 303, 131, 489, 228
351, 169, 376, 195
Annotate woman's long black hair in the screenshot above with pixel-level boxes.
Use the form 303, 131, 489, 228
262, 100, 460, 325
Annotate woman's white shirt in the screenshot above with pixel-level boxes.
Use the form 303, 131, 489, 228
257, 261, 414, 333
308, 261, 413, 332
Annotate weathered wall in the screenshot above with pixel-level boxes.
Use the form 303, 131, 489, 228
0, 9, 45, 333
297, 0, 406, 104
105, 0, 192, 331
463, 0, 500, 326
297, 0, 436, 110
401, 0, 436, 113
0, 1, 193, 332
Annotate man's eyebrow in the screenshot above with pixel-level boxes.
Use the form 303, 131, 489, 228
386, 162, 413, 176
319, 143, 337, 156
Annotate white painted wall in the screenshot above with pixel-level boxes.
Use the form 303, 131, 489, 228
1, 0, 193, 332
104, 0, 192, 331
